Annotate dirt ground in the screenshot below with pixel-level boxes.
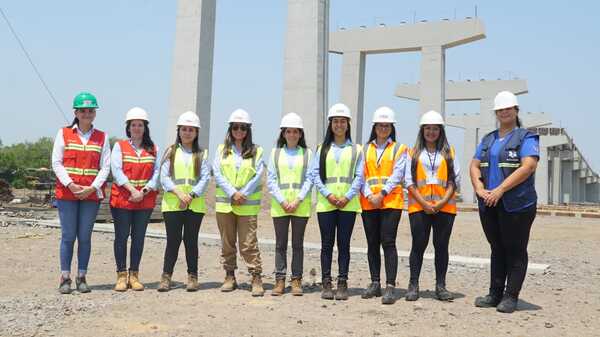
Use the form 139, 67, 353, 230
1, 207, 599, 337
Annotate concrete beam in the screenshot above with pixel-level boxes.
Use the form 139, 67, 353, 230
395, 79, 528, 102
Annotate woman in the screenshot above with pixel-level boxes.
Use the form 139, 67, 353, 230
311, 103, 364, 301
157, 111, 209, 292
109, 107, 160, 292
470, 91, 539, 313
267, 112, 313, 296
51, 92, 110, 294
359, 106, 407, 305
404, 110, 459, 302
213, 108, 265, 297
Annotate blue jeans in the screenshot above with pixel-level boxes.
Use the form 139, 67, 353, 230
110, 208, 152, 272
56, 200, 100, 273
317, 210, 356, 281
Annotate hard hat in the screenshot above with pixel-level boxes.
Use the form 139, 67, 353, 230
177, 111, 201, 128
327, 103, 352, 120
125, 107, 149, 122
419, 110, 445, 125
493, 91, 519, 110
73, 92, 99, 109
372, 106, 396, 124
228, 109, 252, 124
280, 112, 303, 129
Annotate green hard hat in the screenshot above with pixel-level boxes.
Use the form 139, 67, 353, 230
72, 92, 99, 109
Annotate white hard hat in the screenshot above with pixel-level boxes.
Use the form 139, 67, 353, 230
419, 110, 445, 126
177, 111, 201, 128
228, 108, 252, 124
372, 106, 396, 124
327, 103, 352, 120
280, 112, 304, 129
125, 107, 149, 122
494, 91, 519, 110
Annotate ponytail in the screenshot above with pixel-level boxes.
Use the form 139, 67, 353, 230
67, 117, 79, 128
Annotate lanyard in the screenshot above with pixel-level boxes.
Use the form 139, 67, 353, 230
426, 149, 438, 202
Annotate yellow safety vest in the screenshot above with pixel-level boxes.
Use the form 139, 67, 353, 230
270, 147, 312, 218
161, 147, 208, 213
316, 143, 362, 213
215, 144, 263, 216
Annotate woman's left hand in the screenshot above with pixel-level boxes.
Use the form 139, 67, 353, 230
74, 186, 95, 200
484, 186, 505, 207
336, 197, 349, 209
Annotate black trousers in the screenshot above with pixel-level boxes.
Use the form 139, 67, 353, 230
361, 209, 402, 285
317, 210, 356, 281
408, 211, 455, 285
162, 210, 204, 276
479, 203, 536, 297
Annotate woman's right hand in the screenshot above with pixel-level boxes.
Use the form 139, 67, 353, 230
475, 188, 491, 200
175, 190, 192, 205
327, 194, 338, 206
68, 183, 83, 194
423, 202, 437, 214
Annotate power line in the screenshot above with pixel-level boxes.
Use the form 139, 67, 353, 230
1, 7, 69, 123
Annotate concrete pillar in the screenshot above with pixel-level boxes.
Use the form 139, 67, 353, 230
460, 128, 478, 203
340, 51, 366, 143
572, 167, 580, 203
166, 0, 216, 148
561, 160, 573, 203
552, 156, 561, 204
420, 45, 445, 116
535, 147, 549, 204
282, 0, 329, 149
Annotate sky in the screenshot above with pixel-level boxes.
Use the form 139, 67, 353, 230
1, 0, 599, 170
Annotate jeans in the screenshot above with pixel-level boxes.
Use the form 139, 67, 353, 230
361, 209, 402, 285
273, 216, 308, 279
56, 200, 100, 274
110, 207, 152, 272
317, 210, 356, 281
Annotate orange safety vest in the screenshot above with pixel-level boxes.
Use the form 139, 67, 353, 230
360, 142, 406, 210
110, 140, 158, 210
407, 147, 457, 215
55, 127, 106, 201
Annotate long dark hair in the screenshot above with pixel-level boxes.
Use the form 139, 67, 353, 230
319, 118, 352, 183
67, 117, 79, 128
367, 124, 396, 144
223, 123, 256, 159
162, 126, 203, 178
126, 120, 155, 155
515, 106, 522, 128
410, 125, 455, 186
276, 128, 307, 149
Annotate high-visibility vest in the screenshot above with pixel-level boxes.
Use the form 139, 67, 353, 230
215, 144, 263, 216
270, 147, 312, 218
316, 143, 362, 213
110, 140, 158, 210
55, 127, 106, 201
407, 147, 457, 215
360, 142, 406, 210
161, 147, 208, 213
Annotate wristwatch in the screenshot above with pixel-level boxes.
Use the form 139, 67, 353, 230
189, 191, 197, 198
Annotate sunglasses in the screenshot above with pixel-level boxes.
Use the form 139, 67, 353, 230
231, 124, 248, 132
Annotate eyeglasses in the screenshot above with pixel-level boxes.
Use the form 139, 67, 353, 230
232, 124, 248, 132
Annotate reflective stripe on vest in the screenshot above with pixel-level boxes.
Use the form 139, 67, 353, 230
360, 142, 406, 210
161, 147, 207, 213
215, 144, 263, 216
316, 143, 362, 213
270, 147, 312, 217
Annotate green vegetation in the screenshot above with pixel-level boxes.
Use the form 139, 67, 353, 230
0, 138, 54, 188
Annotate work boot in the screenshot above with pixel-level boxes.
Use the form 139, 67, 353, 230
435, 284, 454, 301
271, 279, 285, 296
221, 271, 237, 292
474, 289, 503, 308
251, 274, 265, 297
157, 273, 172, 292
59, 277, 72, 294
290, 277, 303, 296
128, 271, 144, 291
381, 285, 396, 305
186, 274, 199, 292
496, 294, 518, 313
114, 271, 128, 292
321, 279, 334, 300
405, 282, 419, 301
76, 276, 91, 293
361, 281, 382, 299
334, 279, 349, 301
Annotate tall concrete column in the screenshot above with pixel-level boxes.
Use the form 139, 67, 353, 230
420, 45, 445, 115
536, 147, 549, 204
340, 51, 366, 143
552, 156, 561, 204
166, 0, 216, 148
460, 128, 478, 202
282, 0, 329, 149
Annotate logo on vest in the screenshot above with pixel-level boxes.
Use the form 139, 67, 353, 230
508, 150, 518, 159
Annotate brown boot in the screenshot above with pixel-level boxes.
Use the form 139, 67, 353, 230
251, 274, 265, 297
128, 271, 144, 291
187, 274, 199, 292
221, 271, 237, 292
271, 279, 285, 296
114, 271, 128, 292
157, 273, 172, 292
291, 277, 303, 296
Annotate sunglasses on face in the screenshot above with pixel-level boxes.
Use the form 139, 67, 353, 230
231, 124, 248, 132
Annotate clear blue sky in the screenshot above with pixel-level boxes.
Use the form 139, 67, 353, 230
1, 1, 599, 169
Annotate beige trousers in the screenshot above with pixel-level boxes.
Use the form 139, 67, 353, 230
216, 212, 262, 274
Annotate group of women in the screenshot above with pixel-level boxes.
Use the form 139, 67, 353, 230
51, 90, 538, 313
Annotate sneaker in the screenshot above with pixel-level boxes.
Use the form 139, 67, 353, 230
361, 281, 382, 299
496, 294, 518, 313
76, 276, 91, 293
435, 284, 454, 301
59, 277, 72, 294
474, 294, 502, 308
381, 285, 396, 305
405, 283, 419, 301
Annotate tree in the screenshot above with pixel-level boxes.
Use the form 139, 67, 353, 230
0, 137, 54, 188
